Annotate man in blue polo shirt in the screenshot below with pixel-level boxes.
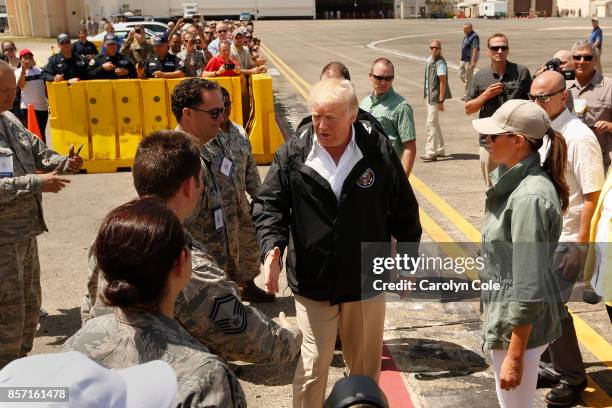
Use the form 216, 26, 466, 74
459, 23, 479, 101
590, 16, 603, 74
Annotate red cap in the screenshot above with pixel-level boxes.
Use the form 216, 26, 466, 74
19, 49, 33, 58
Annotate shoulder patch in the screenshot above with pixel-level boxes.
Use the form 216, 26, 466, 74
209, 294, 247, 334
356, 168, 375, 188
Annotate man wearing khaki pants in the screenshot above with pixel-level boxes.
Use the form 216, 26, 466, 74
253, 79, 422, 407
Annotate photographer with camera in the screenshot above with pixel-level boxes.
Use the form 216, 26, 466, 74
203, 40, 241, 77
120, 25, 154, 67
464, 33, 532, 188
533, 50, 576, 112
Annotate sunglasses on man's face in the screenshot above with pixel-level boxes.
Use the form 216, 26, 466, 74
204, 31, 213, 35
489, 45, 508, 52
430, 46, 440, 50
370, 73, 394, 82
528, 87, 565, 103
572, 54, 593, 62
217, 30, 227, 33
189, 106, 225, 120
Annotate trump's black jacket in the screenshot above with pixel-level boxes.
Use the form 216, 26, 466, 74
252, 121, 421, 305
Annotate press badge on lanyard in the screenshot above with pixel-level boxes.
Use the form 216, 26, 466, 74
0, 153, 14, 178
213, 206, 224, 231
220, 157, 233, 177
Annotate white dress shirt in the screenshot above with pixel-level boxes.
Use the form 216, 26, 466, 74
305, 125, 363, 200
539, 108, 605, 242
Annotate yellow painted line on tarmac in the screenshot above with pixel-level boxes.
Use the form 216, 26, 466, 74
263, 43, 612, 404
571, 311, 612, 368
409, 176, 481, 243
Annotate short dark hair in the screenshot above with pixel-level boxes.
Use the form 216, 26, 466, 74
78, 27, 88, 35
96, 197, 187, 308
487, 33, 508, 47
133, 130, 201, 201
171, 78, 220, 122
371, 57, 394, 74
320, 61, 351, 81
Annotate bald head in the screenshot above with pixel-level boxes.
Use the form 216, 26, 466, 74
532, 70, 565, 93
552, 49, 573, 70
530, 70, 567, 119
0, 61, 17, 112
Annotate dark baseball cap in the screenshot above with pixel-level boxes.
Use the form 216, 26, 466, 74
153, 34, 169, 46
57, 33, 70, 44
103, 34, 118, 44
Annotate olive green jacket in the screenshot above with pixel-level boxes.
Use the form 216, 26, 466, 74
480, 153, 566, 351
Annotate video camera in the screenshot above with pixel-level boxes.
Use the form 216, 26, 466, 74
545, 58, 576, 81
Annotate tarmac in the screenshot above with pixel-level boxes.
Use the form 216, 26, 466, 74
3, 16, 610, 408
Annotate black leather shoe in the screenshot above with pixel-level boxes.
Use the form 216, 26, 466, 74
545, 380, 588, 407
537, 374, 559, 389
582, 287, 601, 304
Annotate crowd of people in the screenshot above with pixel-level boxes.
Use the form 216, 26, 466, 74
0, 16, 610, 408
0, 18, 265, 143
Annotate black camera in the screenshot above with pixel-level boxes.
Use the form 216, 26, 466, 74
545, 58, 575, 81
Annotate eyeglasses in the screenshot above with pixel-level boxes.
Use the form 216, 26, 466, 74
2, 47, 14, 52
489, 45, 508, 52
430, 46, 440, 50
572, 54, 593, 62
217, 29, 227, 33
488, 133, 516, 142
204, 31, 213, 35
528, 87, 565, 103
370, 73, 394, 82
189, 106, 225, 119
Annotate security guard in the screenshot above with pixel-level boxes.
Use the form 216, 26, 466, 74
88, 34, 137, 80
42, 33, 88, 82
141, 33, 185, 79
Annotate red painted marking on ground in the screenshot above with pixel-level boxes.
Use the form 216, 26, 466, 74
379, 344, 415, 408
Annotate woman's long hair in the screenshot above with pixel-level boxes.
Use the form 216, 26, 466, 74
540, 129, 570, 212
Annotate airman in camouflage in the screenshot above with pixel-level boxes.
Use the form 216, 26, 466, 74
82, 129, 300, 364
64, 308, 247, 408
83, 234, 301, 364
0, 61, 82, 369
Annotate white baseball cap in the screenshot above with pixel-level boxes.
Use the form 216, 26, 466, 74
472, 99, 551, 140
0, 351, 177, 408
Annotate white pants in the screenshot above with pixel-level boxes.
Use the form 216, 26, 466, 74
491, 344, 548, 408
425, 103, 445, 157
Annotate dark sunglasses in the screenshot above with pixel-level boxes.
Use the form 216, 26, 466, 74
489, 45, 508, 52
189, 106, 225, 119
572, 54, 593, 62
488, 133, 516, 142
217, 29, 227, 33
59, 41, 71, 45
204, 31, 213, 35
430, 46, 440, 50
370, 73, 394, 82
528, 87, 565, 103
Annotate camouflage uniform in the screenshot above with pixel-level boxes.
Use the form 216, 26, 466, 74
201, 135, 255, 284
63, 308, 247, 408
219, 123, 262, 283
187, 155, 230, 273
0, 111, 66, 368
82, 233, 301, 364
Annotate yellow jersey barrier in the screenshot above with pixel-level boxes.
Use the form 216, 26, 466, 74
246, 74, 285, 165
46, 75, 277, 174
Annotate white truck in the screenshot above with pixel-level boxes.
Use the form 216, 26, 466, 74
479, 1, 508, 18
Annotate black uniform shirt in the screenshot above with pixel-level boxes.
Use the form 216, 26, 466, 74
88, 53, 137, 80
144, 53, 185, 78
42, 53, 88, 81
72, 41, 99, 58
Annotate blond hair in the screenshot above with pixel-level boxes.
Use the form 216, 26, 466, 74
308, 79, 358, 113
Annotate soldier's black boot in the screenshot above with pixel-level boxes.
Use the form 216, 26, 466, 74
239, 280, 275, 303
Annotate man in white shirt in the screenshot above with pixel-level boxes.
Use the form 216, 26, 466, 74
531, 71, 604, 407
252, 79, 421, 407
15, 49, 48, 142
